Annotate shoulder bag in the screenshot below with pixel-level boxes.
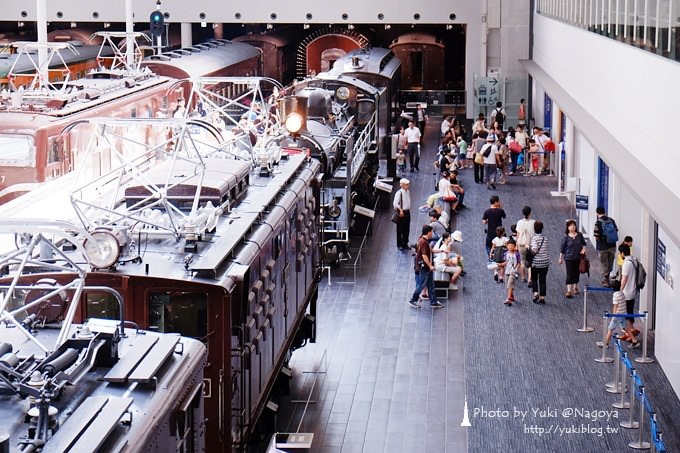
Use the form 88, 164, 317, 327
391, 191, 403, 224
526, 237, 544, 267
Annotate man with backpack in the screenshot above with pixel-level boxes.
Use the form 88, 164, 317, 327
594, 207, 618, 287
491, 101, 506, 130
618, 243, 645, 348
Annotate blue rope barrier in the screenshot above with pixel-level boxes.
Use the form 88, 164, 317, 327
585, 286, 614, 292
608, 330, 668, 452
634, 374, 644, 390
651, 419, 659, 439
603, 312, 646, 318
622, 356, 634, 371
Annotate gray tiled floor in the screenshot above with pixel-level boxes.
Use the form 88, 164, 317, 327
277, 123, 680, 453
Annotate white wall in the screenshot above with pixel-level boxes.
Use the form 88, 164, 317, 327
656, 226, 680, 397
532, 13, 680, 398
531, 14, 680, 248
574, 130, 596, 237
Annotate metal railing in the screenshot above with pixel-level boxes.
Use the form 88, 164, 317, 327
401, 89, 467, 111
536, 0, 679, 62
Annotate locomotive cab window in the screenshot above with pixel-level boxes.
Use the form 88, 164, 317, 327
47, 137, 63, 164
0, 134, 35, 166
149, 292, 208, 340
356, 99, 376, 125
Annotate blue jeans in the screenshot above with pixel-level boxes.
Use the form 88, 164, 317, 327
410, 268, 437, 305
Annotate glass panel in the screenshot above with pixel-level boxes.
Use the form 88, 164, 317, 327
0, 134, 35, 167
47, 137, 62, 164
148, 292, 208, 340
86, 292, 120, 320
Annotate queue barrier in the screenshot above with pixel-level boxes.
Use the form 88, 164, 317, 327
595, 312, 646, 364
577, 285, 614, 333
600, 337, 667, 452
595, 311, 655, 364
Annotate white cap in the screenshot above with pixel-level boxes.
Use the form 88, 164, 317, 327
452, 230, 463, 242
399, 178, 410, 185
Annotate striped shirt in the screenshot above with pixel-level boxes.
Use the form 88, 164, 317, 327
529, 234, 550, 268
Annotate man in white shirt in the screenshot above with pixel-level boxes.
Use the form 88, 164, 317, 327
482, 134, 499, 190
440, 116, 453, 136
393, 178, 412, 250
404, 120, 421, 172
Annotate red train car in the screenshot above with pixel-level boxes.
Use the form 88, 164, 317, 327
389, 32, 446, 90
0, 38, 262, 204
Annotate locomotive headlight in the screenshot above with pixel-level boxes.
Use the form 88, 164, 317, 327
285, 112, 304, 134
83, 231, 120, 269
336, 86, 350, 101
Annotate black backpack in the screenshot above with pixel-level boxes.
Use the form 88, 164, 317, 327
494, 108, 505, 127
633, 258, 647, 290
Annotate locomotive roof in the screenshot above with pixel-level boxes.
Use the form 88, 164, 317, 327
0, 154, 317, 287
0, 320, 206, 451
0, 44, 113, 78
301, 73, 380, 97
327, 47, 401, 80
389, 32, 446, 48
141, 39, 260, 79
0, 73, 169, 123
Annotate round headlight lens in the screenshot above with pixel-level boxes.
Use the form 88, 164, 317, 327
285, 112, 303, 134
84, 231, 120, 269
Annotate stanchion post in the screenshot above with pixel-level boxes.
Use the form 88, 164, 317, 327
577, 287, 594, 332
596, 312, 614, 363
629, 387, 651, 450
621, 370, 640, 430
607, 343, 624, 394
613, 361, 632, 409
635, 311, 655, 364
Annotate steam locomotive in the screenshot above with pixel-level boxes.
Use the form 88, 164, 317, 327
281, 47, 401, 263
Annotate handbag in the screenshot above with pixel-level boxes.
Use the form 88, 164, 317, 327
474, 153, 484, 165
391, 190, 403, 224
579, 254, 590, 275
391, 208, 401, 224
439, 183, 457, 203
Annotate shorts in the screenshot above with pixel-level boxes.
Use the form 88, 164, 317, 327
466, 151, 474, 159
438, 265, 461, 274
608, 317, 625, 331
505, 273, 517, 289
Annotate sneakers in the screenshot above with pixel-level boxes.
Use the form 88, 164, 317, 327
449, 284, 459, 290
596, 341, 608, 348
430, 301, 445, 309
493, 272, 499, 282
408, 300, 420, 309
504, 299, 513, 306
629, 341, 641, 349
